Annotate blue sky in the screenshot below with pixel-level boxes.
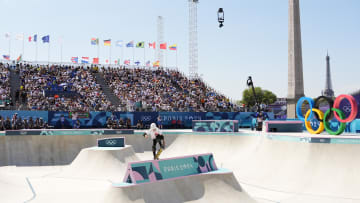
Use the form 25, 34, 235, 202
0, 0, 359, 101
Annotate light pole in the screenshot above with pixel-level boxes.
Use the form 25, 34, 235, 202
217, 8, 224, 28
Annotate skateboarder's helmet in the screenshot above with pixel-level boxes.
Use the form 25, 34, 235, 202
150, 123, 157, 129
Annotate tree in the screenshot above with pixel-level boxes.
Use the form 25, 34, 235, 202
262, 90, 277, 105
241, 87, 277, 108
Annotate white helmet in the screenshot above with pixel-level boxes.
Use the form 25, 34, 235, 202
150, 123, 157, 129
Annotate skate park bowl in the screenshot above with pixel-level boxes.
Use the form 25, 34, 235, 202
1, 129, 360, 202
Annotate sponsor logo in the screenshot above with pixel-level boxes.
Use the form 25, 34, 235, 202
343, 105, 352, 113
141, 116, 151, 121
105, 139, 117, 146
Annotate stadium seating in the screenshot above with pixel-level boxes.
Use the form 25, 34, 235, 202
18, 64, 113, 111
102, 66, 235, 112
0, 63, 11, 108
1, 63, 236, 112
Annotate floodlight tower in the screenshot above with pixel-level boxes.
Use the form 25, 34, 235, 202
157, 16, 165, 67
189, 0, 199, 79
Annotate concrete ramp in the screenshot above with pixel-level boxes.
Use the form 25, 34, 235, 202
0, 172, 34, 202
161, 134, 360, 202
105, 171, 256, 203
58, 145, 139, 182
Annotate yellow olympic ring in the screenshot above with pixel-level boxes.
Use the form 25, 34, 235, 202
304, 108, 324, 134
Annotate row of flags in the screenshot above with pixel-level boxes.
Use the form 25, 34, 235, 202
4, 33, 50, 43
2, 53, 160, 67
70, 57, 160, 67
90, 38, 177, 50
2, 54, 22, 62
4, 34, 177, 50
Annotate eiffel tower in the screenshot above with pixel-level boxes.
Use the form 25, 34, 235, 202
322, 52, 335, 97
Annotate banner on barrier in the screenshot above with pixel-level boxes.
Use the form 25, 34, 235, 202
192, 120, 238, 132
1, 110, 275, 129
124, 153, 218, 184
5, 129, 134, 136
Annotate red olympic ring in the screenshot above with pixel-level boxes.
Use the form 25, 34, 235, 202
333, 94, 358, 123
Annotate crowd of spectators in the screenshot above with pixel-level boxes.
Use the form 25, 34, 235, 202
18, 64, 113, 111
106, 114, 134, 129
1, 62, 237, 112
102, 66, 237, 112
0, 113, 48, 130
0, 63, 11, 107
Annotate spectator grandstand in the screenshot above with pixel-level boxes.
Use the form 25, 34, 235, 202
18, 63, 113, 111
0, 63, 11, 108
102, 66, 235, 112
0, 62, 237, 112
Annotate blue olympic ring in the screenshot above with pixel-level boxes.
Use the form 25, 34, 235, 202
296, 97, 315, 122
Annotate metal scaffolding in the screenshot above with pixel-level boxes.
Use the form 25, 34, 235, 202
189, 0, 199, 79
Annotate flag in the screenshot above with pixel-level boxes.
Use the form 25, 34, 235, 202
71, 57, 78, 63
2, 55, 10, 60
105, 59, 109, 64
15, 34, 24, 41
169, 44, 177, 50
16, 55, 22, 63
146, 60, 151, 67
92, 58, 99, 64
136, 41, 144, 48
135, 61, 140, 65
5, 33, 10, 39
124, 60, 130, 65
160, 43, 167, 49
91, 38, 99, 45
114, 60, 118, 64
42, 35, 50, 43
81, 57, 89, 64
126, 41, 134, 47
149, 42, 156, 49
153, 60, 160, 67
116, 40, 123, 47
33, 34, 37, 42
28, 36, 32, 42
104, 39, 111, 46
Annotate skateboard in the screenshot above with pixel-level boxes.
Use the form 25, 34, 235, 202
154, 148, 163, 160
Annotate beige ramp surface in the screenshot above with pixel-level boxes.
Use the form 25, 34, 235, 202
104, 172, 256, 203
161, 133, 360, 202
15, 144, 256, 203
56, 145, 139, 182
0, 171, 34, 203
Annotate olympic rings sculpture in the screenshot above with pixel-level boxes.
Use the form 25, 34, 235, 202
296, 94, 358, 135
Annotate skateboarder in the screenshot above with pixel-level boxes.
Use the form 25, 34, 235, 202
143, 123, 165, 160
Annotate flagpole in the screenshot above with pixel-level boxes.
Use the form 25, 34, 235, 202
153, 43, 156, 63
109, 44, 112, 65
35, 39, 38, 63
165, 49, 167, 68
132, 46, 134, 65
22, 33, 24, 59
48, 42, 50, 64
121, 45, 124, 67
143, 46, 145, 66
97, 43, 99, 60
60, 42, 63, 63
176, 48, 178, 68
8, 37, 11, 59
